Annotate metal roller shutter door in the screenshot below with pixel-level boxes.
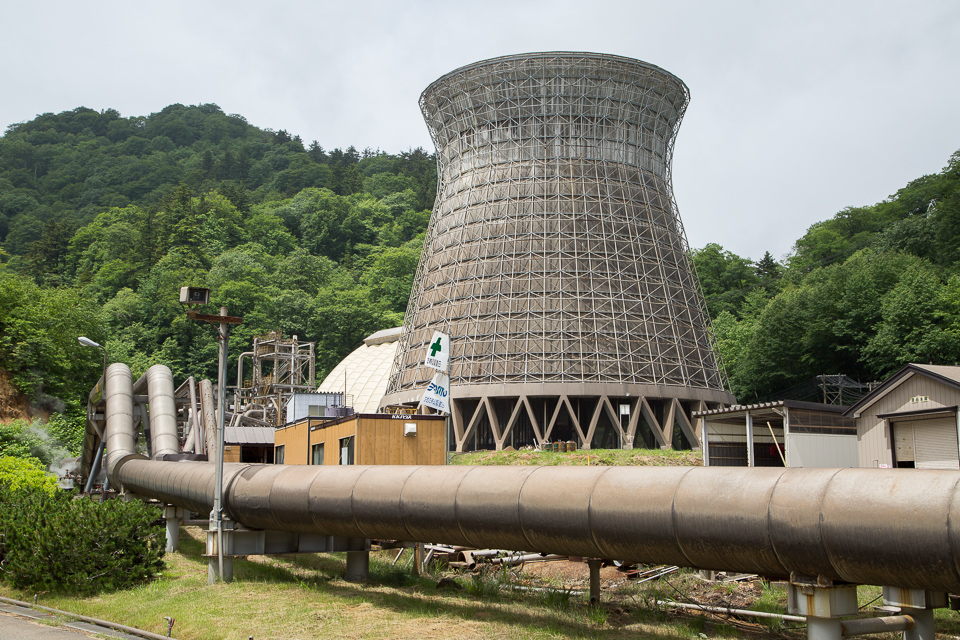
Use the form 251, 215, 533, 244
894, 423, 915, 463
897, 418, 959, 470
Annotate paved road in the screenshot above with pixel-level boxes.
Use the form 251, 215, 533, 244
0, 606, 150, 640
0, 613, 97, 639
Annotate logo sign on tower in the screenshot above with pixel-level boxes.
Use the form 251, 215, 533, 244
423, 331, 450, 372
422, 372, 451, 413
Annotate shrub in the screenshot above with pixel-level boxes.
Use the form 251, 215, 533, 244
0, 456, 58, 494
0, 479, 165, 594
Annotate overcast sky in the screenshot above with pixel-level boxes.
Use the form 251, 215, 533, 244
3, 1, 958, 262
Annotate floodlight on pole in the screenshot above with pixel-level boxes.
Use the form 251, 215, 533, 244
79, 336, 108, 494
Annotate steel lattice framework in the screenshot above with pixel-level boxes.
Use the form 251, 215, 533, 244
382, 52, 735, 451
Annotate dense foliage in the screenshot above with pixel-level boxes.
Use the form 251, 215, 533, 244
0, 416, 83, 466
0, 463, 165, 595
1, 103, 958, 413
0, 105, 436, 425
695, 151, 960, 401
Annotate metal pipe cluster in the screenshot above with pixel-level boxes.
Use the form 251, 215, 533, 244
103, 363, 960, 594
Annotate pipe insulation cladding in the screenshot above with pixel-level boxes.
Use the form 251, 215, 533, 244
140, 365, 179, 459
102, 363, 960, 593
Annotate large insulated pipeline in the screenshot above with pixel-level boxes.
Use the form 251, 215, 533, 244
136, 365, 179, 459
102, 363, 960, 594
104, 363, 138, 476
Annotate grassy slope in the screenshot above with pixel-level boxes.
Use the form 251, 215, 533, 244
449, 447, 702, 467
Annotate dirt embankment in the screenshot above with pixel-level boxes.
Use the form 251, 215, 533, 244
0, 370, 35, 423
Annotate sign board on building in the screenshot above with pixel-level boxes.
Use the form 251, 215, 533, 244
421, 371, 450, 413
423, 331, 450, 372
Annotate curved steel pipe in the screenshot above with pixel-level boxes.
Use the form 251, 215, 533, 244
142, 365, 179, 459
104, 363, 137, 481
116, 458, 960, 594
103, 363, 960, 595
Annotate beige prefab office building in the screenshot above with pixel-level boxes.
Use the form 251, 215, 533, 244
845, 364, 960, 469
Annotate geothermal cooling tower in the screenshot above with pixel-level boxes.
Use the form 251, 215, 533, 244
381, 52, 734, 451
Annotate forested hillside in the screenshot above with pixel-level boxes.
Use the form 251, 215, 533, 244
1, 103, 958, 434
0, 104, 436, 429
693, 150, 960, 401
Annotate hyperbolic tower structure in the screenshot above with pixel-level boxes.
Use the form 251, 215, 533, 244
381, 52, 735, 451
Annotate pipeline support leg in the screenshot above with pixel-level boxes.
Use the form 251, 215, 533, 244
806, 617, 842, 640
902, 608, 935, 640
345, 537, 370, 582
882, 586, 946, 640
788, 582, 858, 640
208, 556, 234, 584
346, 551, 369, 582
164, 505, 182, 553
206, 520, 235, 584
587, 558, 602, 603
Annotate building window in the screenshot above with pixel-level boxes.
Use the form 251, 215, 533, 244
340, 436, 354, 465
312, 443, 324, 465
275, 445, 285, 465
308, 405, 322, 417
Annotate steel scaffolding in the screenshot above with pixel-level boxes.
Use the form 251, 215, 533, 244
232, 331, 316, 427
381, 52, 734, 451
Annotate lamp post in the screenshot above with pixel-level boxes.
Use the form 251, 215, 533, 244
78, 336, 106, 380
181, 288, 242, 583
78, 337, 107, 493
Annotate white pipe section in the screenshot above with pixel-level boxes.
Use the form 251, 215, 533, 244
200, 379, 218, 462
189, 377, 203, 455
145, 365, 179, 459
181, 377, 196, 453
656, 601, 805, 623
235, 352, 253, 388
104, 363, 136, 476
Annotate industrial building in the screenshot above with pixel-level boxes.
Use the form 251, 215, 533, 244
317, 327, 402, 413
845, 363, 960, 469
273, 413, 448, 466
381, 52, 735, 451
695, 401, 858, 468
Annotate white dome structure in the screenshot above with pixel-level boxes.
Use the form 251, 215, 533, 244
317, 327, 402, 413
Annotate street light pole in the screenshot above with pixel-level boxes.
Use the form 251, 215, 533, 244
78, 336, 106, 382
78, 337, 107, 493
183, 302, 242, 583
214, 307, 230, 583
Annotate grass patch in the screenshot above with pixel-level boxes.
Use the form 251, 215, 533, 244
7, 524, 960, 639
0, 527, 771, 640
449, 447, 702, 467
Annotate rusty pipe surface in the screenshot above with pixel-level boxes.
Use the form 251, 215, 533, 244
115, 458, 960, 594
